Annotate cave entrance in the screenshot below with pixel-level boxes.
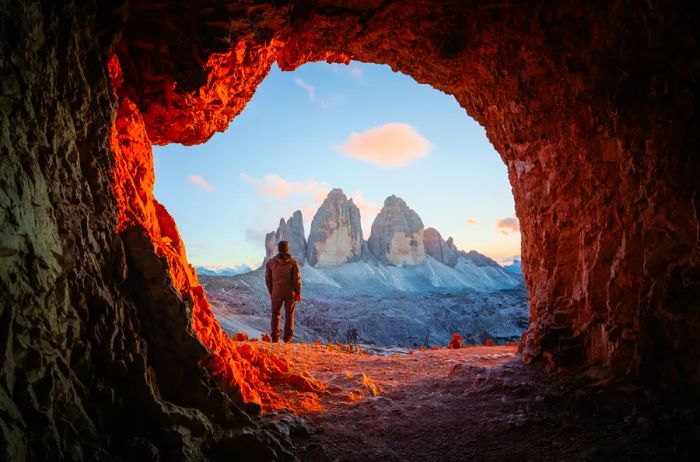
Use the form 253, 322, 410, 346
108, 0, 697, 419
150, 60, 527, 352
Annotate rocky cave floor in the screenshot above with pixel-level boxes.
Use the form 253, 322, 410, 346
250, 343, 698, 461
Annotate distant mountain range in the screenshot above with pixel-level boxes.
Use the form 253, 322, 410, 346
504, 259, 522, 275
200, 189, 527, 347
261, 188, 521, 293
195, 265, 252, 277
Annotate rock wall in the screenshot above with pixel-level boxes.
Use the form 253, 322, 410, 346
268, 0, 699, 391
0, 1, 316, 459
368, 196, 426, 266
265, 211, 307, 263
2, 0, 699, 459
306, 189, 363, 267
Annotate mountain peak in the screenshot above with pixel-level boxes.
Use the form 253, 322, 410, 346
368, 195, 425, 266
424, 227, 458, 267
326, 188, 347, 200
265, 210, 306, 262
306, 189, 363, 267
383, 194, 407, 208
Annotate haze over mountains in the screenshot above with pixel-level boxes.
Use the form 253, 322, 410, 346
200, 189, 527, 347
195, 265, 252, 276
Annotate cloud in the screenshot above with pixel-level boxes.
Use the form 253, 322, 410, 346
240, 173, 329, 199
294, 78, 343, 108
187, 175, 214, 193
348, 66, 364, 81
191, 243, 206, 250
337, 123, 432, 168
245, 226, 268, 244
467, 219, 479, 225
496, 217, 520, 235
294, 78, 316, 100
241, 173, 331, 246
329, 63, 366, 82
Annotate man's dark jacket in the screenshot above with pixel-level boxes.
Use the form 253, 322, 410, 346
265, 253, 301, 300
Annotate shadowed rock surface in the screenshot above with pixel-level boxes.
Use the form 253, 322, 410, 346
424, 227, 459, 267
266, 210, 307, 263
368, 195, 426, 266
306, 189, 363, 267
1, 0, 698, 460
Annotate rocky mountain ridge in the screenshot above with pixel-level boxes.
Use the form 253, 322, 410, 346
204, 189, 524, 353
306, 189, 364, 266
264, 188, 510, 276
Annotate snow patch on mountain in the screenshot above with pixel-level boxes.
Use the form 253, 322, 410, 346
195, 265, 252, 276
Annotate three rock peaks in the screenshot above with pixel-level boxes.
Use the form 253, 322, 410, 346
265, 188, 499, 269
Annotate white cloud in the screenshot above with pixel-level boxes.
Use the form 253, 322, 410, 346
244, 226, 268, 244
337, 123, 432, 168
241, 173, 331, 246
187, 175, 214, 193
330, 63, 366, 82
294, 78, 316, 101
348, 66, 364, 81
496, 217, 520, 235
240, 173, 329, 199
294, 78, 343, 108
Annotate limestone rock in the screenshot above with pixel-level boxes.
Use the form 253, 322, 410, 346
368, 196, 426, 266
306, 189, 363, 267
265, 210, 306, 263
423, 228, 459, 267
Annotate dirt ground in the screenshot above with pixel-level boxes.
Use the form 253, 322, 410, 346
255, 342, 698, 461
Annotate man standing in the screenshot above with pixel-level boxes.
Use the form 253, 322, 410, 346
265, 240, 302, 343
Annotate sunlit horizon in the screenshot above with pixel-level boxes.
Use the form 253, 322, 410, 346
153, 61, 521, 269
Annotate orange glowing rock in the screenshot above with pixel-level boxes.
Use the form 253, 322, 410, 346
448, 333, 462, 349
484, 339, 495, 346
232, 332, 250, 342
361, 373, 381, 397
108, 55, 323, 413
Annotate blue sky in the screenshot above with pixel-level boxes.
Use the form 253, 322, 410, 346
153, 61, 521, 269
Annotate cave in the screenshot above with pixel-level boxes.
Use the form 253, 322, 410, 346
1, 0, 698, 460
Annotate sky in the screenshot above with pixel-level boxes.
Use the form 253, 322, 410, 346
153, 61, 521, 269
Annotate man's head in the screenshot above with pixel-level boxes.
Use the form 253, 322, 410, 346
278, 240, 289, 254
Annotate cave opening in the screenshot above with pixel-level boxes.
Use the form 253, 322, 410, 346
150, 60, 528, 355
3, 1, 698, 460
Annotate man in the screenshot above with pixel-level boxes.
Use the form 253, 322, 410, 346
265, 240, 302, 343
